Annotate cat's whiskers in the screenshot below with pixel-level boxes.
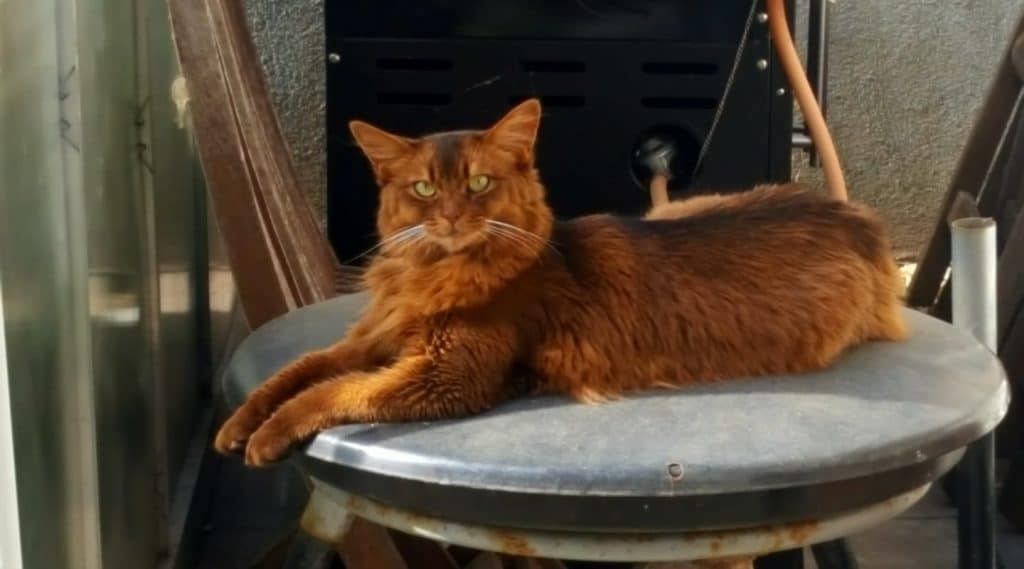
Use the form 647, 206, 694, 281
486, 219, 560, 257
486, 228, 558, 261
342, 224, 425, 264
486, 225, 535, 252
487, 230, 542, 259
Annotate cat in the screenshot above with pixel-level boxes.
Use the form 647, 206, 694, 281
215, 99, 907, 467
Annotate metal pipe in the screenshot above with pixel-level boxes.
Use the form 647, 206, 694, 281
951, 217, 997, 350
636, 136, 676, 207
950, 216, 998, 569
792, 131, 813, 149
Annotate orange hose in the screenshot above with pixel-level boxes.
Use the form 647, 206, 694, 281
767, 0, 848, 202
650, 174, 670, 207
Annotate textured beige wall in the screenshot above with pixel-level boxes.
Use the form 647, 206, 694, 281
246, 0, 1019, 256
245, 0, 327, 227
791, 1, 1018, 256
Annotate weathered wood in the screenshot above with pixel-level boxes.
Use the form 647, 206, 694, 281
207, 0, 338, 306
337, 518, 408, 569
907, 15, 1024, 308
507, 556, 567, 569
168, 0, 294, 326
465, 552, 504, 569
168, 0, 455, 563
996, 206, 1024, 529
388, 529, 459, 569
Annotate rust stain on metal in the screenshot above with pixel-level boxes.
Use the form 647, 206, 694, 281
491, 532, 536, 556
786, 521, 820, 543
761, 518, 821, 552
300, 505, 331, 535
709, 538, 723, 554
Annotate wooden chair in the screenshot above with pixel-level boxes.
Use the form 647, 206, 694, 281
166, 1, 462, 567
167, 0, 353, 328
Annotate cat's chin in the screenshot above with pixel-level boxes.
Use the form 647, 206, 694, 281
427, 232, 486, 254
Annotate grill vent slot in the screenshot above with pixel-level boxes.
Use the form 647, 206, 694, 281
521, 60, 586, 73
509, 95, 585, 107
376, 92, 452, 106
642, 62, 718, 75
377, 57, 453, 71
641, 97, 717, 110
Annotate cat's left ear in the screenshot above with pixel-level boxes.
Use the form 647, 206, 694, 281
484, 99, 541, 163
349, 120, 415, 177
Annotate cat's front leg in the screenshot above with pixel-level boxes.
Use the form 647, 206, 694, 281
214, 316, 399, 455
244, 324, 517, 466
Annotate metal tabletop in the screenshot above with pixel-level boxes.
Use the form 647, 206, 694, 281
224, 293, 1009, 532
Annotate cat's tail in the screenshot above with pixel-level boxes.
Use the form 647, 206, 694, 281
868, 253, 910, 341
831, 200, 908, 342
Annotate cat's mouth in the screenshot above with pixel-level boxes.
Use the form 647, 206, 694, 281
426, 229, 488, 252
422, 218, 490, 252
416, 219, 547, 255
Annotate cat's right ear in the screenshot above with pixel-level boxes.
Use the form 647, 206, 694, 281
484, 99, 542, 164
349, 121, 414, 176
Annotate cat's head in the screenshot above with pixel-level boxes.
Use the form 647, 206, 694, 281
349, 99, 553, 261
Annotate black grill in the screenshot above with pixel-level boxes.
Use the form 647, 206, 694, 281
326, 0, 793, 262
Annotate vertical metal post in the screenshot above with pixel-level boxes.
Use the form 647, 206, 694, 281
0, 277, 25, 569
950, 216, 998, 569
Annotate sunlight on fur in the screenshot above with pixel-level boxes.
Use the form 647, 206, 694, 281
215, 99, 907, 468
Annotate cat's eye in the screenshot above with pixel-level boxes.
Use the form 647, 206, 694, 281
468, 174, 491, 193
412, 180, 436, 198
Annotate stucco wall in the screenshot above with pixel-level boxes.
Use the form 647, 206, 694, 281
791, 1, 1018, 256
245, 0, 327, 222
246, 0, 1019, 256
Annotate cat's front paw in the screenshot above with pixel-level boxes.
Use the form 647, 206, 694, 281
214, 406, 266, 455
244, 422, 298, 467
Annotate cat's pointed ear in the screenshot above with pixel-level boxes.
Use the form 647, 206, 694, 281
349, 120, 414, 174
484, 99, 541, 162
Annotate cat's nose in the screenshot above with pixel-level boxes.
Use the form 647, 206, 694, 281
439, 204, 460, 225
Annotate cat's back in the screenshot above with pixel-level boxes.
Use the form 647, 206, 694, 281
548, 184, 885, 280
634, 184, 892, 264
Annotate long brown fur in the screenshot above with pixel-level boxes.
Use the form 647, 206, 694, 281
216, 99, 907, 466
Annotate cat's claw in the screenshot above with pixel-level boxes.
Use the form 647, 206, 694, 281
213, 409, 264, 456
244, 426, 293, 467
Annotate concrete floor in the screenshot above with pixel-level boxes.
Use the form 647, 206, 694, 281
195, 456, 1024, 569
843, 484, 1023, 569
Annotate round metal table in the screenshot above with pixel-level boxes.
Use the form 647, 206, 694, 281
224, 293, 1009, 562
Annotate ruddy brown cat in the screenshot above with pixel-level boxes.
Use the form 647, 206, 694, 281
216, 99, 907, 466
